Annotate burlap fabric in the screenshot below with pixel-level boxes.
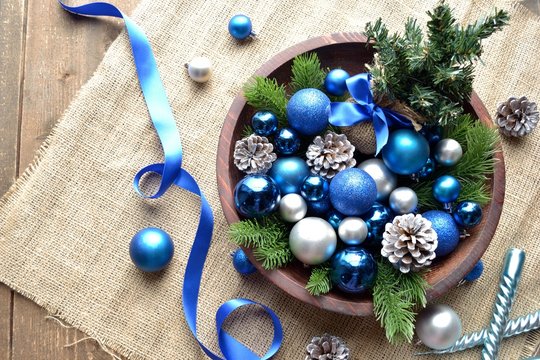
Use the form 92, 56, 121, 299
1, 0, 539, 359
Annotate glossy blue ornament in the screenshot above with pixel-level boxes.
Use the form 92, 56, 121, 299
329, 168, 377, 216
228, 14, 254, 40
423, 210, 460, 258
129, 227, 174, 272
324, 69, 350, 96
268, 157, 310, 195
415, 157, 436, 180
330, 247, 377, 294
419, 125, 443, 145
453, 201, 483, 228
234, 174, 280, 218
307, 197, 332, 217
464, 260, 484, 282
251, 111, 278, 137
327, 210, 345, 230
232, 248, 256, 275
381, 129, 430, 175
286, 88, 330, 136
274, 127, 301, 154
301, 174, 329, 202
362, 203, 393, 247
433, 175, 461, 204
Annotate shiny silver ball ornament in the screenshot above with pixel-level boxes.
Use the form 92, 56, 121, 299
434, 139, 463, 167
338, 217, 368, 245
357, 158, 397, 201
279, 193, 307, 223
289, 217, 337, 265
185, 56, 212, 83
389, 187, 418, 214
416, 304, 463, 350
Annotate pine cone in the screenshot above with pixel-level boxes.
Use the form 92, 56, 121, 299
381, 214, 438, 274
494, 96, 539, 137
306, 132, 356, 179
305, 334, 350, 360
233, 134, 277, 174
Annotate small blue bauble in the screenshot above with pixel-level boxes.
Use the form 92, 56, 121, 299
464, 260, 484, 282
251, 111, 278, 137
232, 248, 256, 275
423, 210, 460, 258
274, 127, 301, 154
453, 201, 483, 228
301, 174, 329, 202
381, 129, 430, 175
329, 168, 377, 216
228, 14, 253, 40
129, 227, 174, 272
327, 210, 345, 230
433, 175, 461, 204
286, 88, 330, 136
234, 174, 280, 218
417, 157, 436, 179
268, 157, 310, 195
307, 197, 332, 217
330, 247, 377, 294
362, 203, 393, 247
324, 69, 350, 96
419, 125, 443, 146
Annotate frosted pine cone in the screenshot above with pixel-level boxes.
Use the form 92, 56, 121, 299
306, 131, 356, 179
305, 334, 350, 360
381, 214, 438, 274
494, 96, 539, 137
233, 134, 277, 174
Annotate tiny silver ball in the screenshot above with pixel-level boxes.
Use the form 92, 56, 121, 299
289, 217, 337, 265
186, 56, 212, 83
338, 217, 368, 245
279, 193, 307, 223
357, 158, 397, 201
416, 304, 462, 350
389, 187, 418, 214
434, 139, 463, 167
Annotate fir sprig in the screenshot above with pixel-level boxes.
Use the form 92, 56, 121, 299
305, 265, 332, 296
253, 239, 294, 270
241, 124, 254, 138
290, 52, 326, 93
243, 77, 288, 127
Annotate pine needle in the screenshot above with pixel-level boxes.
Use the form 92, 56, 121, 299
243, 76, 288, 127
228, 217, 287, 248
253, 239, 294, 270
241, 124, 253, 138
305, 265, 332, 296
290, 52, 326, 93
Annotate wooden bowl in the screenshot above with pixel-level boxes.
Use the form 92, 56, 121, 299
217, 32, 505, 316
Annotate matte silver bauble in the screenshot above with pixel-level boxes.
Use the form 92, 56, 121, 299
185, 56, 212, 83
416, 304, 462, 350
279, 193, 307, 223
434, 139, 463, 167
338, 217, 368, 245
389, 187, 418, 214
289, 217, 337, 265
357, 158, 397, 201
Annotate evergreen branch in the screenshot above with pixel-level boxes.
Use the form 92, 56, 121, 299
241, 124, 253, 138
399, 271, 430, 308
290, 53, 326, 93
228, 216, 288, 248
253, 239, 294, 270
243, 77, 288, 127
305, 265, 332, 296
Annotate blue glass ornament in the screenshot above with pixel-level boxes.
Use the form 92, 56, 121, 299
268, 157, 310, 195
464, 260, 484, 282
324, 69, 350, 96
381, 129, 430, 175
301, 174, 329, 202
327, 210, 345, 230
274, 127, 301, 154
329, 168, 377, 216
423, 210, 460, 258
234, 174, 280, 218
129, 227, 174, 272
419, 125, 443, 146
286, 88, 330, 136
453, 201, 483, 228
413, 157, 435, 180
228, 14, 254, 40
362, 203, 393, 247
232, 248, 256, 275
251, 111, 278, 137
330, 247, 377, 294
433, 175, 461, 205
307, 197, 332, 217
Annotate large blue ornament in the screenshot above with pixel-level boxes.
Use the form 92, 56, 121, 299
232, 248, 256, 275
433, 175, 461, 204
268, 157, 310, 195
453, 201, 483, 228
423, 210, 460, 258
286, 88, 330, 136
330, 247, 377, 294
329, 168, 377, 216
464, 260, 484, 282
129, 227, 175, 272
251, 111, 278, 137
307, 197, 332, 217
234, 174, 281, 218
324, 69, 350, 96
381, 129, 430, 175
274, 127, 301, 155
301, 174, 329, 202
362, 203, 393, 247
327, 210, 345, 230
228, 14, 253, 40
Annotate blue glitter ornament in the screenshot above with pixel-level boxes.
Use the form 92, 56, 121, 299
453, 201, 483, 228
433, 175, 461, 204
464, 260, 484, 282
228, 14, 254, 40
274, 127, 301, 155
330, 247, 377, 294
234, 174, 280, 218
362, 203, 393, 247
232, 248, 256, 275
324, 69, 350, 96
129, 227, 174, 272
423, 210, 460, 258
329, 168, 377, 216
251, 111, 278, 137
307, 197, 332, 217
301, 174, 329, 202
327, 210, 345, 230
381, 129, 430, 175
268, 157, 310, 195
286, 88, 330, 136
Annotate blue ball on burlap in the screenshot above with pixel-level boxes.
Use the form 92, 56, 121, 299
268, 157, 310, 195
324, 69, 350, 96
307, 197, 332, 217
274, 127, 301, 154
301, 174, 329, 202
330, 247, 377, 294
453, 201, 483, 228
130, 227, 174, 272
234, 174, 281, 218
362, 203, 394, 248
232, 248, 256, 275
329, 168, 377, 216
251, 111, 278, 137
286, 88, 330, 136
464, 260, 484, 282
327, 210, 345, 230
228, 14, 253, 40
382, 129, 430, 175
423, 210, 460, 258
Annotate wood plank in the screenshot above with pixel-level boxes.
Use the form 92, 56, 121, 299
0, 287, 12, 360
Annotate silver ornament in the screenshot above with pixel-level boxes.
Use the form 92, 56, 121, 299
338, 217, 368, 245
357, 158, 397, 201
388, 187, 418, 214
279, 193, 307, 223
416, 304, 463, 350
185, 56, 212, 83
289, 217, 337, 265
434, 139, 463, 167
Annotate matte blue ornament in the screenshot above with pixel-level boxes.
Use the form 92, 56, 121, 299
268, 157, 310, 195
423, 210, 460, 258
232, 248, 256, 275
464, 260, 484, 282
274, 127, 301, 155
301, 174, 329, 202
324, 69, 350, 96
251, 111, 278, 137
228, 14, 254, 40
381, 129, 430, 175
453, 201, 483, 228
327, 210, 345, 230
307, 197, 332, 217
330, 247, 377, 294
129, 227, 174, 272
286, 88, 330, 136
234, 174, 280, 218
433, 175, 461, 204
362, 203, 393, 247
329, 168, 377, 216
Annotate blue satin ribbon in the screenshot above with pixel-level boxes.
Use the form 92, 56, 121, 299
329, 73, 413, 155
58, 2, 283, 359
